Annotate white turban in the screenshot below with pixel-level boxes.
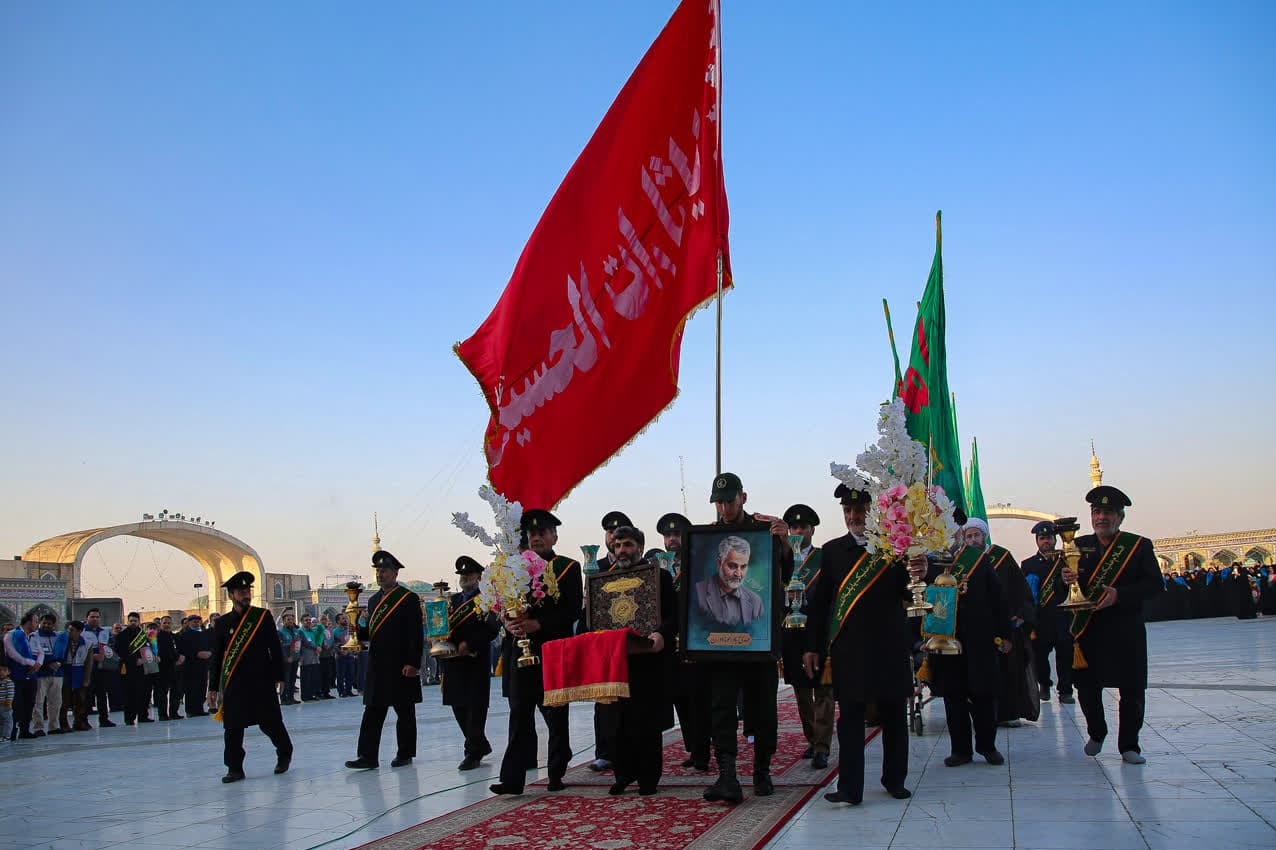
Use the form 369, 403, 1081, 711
962, 517, 991, 549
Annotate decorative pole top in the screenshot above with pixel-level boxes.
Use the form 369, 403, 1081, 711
1089, 440, 1103, 489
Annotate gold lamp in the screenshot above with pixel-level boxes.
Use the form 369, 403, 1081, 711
1054, 517, 1095, 611
341, 582, 364, 651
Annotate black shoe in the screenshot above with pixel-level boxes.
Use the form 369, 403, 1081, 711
608, 780, 630, 796
801, 746, 815, 759
944, 754, 973, 767
824, 791, 862, 805
546, 779, 566, 792
458, 757, 482, 771
344, 758, 378, 769
638, 785, 658, 796
172, 714, 185, 720
274, 754, 292, 774
704, 753, 743, 803
138, 717, 154, 723
99, 719, 117, 727
490, 783, 523, 795
692, 761, 710, 772
1040, 691, 1051, 701
390, 756, 413, 768
482, 742, 493, 757
679, 757, 696, 768
812, 753, 829, 769
1059, 693, 1076, 704
48, 729, 66, 735
18, 730, 36, 739
320, 694, 335, 700
883, 785, 912, 799
979, 749, 1005, 765
221, 770, 246, 783
158, 716, 171, 722
753, 754, 774, 797
33, 730, 46, 737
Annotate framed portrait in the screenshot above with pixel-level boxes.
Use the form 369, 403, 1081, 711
680, 522, 782, 661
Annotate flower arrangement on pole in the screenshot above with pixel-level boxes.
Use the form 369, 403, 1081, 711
831, 398, 960, 616
451, 485, 559, 667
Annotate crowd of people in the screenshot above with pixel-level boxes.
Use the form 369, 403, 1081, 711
1147, 562, 1276, 621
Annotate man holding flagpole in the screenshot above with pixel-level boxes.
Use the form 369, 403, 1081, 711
208, 571, 292, 783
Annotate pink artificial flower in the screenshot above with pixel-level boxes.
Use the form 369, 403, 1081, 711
532, 589, 546, 599
888, 503, 908, 522
887, 484, 908, 501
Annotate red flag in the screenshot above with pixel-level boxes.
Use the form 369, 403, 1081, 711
456, 0, 731, 509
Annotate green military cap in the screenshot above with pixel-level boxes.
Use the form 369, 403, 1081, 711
372, 549, 405, 571
833, 483, 872, 507
1086, 485, 1131, 508
455, 555, 484, 575
221, 571, 255, 590
783, 504, 820, 527
657, 512, 691, 535
709, 472, 744, 503
601, 511, 633, 531
520, 509, 561, 531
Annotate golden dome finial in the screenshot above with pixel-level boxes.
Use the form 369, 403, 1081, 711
1089, 440, 1103, 489
372, 513, 382, 553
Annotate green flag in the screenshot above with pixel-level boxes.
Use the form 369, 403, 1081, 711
883, 299, 903, 392
895, 211, 965, 509
967, 436, 988, 524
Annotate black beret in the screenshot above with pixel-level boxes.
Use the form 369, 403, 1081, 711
1086, 486, 1131, 508
1030, 520, 1058, 536
783, 504, 820, 527
455, 555, 484, 575
221, 570, 255, 590
372, 550, 404, 571
520, 509, 561, 531
833, 483, 872, 507
656, 513, 691, 535
601, 511, 633, 531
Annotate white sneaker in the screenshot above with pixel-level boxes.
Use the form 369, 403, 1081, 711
1083, 738, 1103, 756
1121, 750, 1146, 765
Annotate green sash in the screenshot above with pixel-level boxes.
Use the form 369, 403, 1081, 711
827, 551, 889, 645
368, 585, 411, 637
794, 547, 823, 588
127, 628, 149, 656
448, 594, 478, 635
952, 544, 985, 584
213, 606, 265, 722
1039, 556, 1063, 606
985, 544, 1011, 572
1069, 531, 1142, 639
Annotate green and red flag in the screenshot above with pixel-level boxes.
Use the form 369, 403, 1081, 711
895, 211, 965, 510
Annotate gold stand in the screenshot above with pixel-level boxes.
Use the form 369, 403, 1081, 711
1054, 517, 1095, 611
506, 600, 540, 668
341, 582, 364, 652
922, 556, 963, 655
905, 553, 933, 617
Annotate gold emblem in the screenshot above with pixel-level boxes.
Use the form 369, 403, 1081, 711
795, 513, 802, 521
932, 594, 950, 621
715, 476, 727, 490
609, 595, 638, 625
1102, 497, 1109, 505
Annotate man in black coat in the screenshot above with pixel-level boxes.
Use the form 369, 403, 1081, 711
604, 526, 678, 796
442, 555, 500, 771
805, 481, 914, 806
490, 509, 584, 795
113, 612, 153, 726
659, 511, 711, 770
925, 523, 1011, 767
1022, 521, 1075, 704
345, 550, 424, 770
781, 503, 834, 770
176, 614, 212, 716
155, 615, 181, 720
208, 571, 292, 782
702, 472, 794, 804
1063, 486, 1163, 764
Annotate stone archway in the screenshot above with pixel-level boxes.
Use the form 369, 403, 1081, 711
1245, 546, 1272, 566
22, 521, 266, 615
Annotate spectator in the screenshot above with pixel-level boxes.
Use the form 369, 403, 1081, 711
277, 611, 302, 705
334, 614, 356, 697
176, 614, 212, 716
80, 609, 118, 728
114, 613, 154, 725
299, 614, 323, 701
31, 613, 64, 736
155, 615, 181, 720
107, 623, 125, 711
0, 664, 13, 741
56, 620, 92, 731
4, 612, 42, 739
319, 614, 337, 699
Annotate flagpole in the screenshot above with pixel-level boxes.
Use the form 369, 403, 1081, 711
715, 250, 723, 475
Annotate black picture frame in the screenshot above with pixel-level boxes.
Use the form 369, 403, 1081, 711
679, 522, 782, 661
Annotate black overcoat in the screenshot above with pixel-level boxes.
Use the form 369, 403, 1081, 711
1070, 533, 1162, 690
501, 554, 584, 701
926, 550, 1010, 697
358, 585, 424, 708
209, 607, 286, 730
806, 535, 914, 704
440, 589, 499, 709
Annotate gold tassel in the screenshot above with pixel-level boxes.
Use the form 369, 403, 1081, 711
493, 656, 503, 677
212, 704, 224, 723
916, 655, 931, 683
1072, 642, 1088, 670
820, 656, 833, 686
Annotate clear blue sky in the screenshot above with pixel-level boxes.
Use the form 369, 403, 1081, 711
3, 1, 1273, 609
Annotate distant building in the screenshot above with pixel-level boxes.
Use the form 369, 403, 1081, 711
0, 556, 73, 626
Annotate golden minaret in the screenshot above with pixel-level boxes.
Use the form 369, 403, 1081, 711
372, 513, 382, 553
1089, 440, 1103, 489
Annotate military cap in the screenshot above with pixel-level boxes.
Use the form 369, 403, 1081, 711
372, 549, 405, 571
1030, 520, 1058, 537
455, 555, 484, 575
833, 483, 872, 507
709, 472, 744, 503
221, 570, 255, 590
601, 511, 633, 531
783, 504, 821, 527
657, 512, 692, 535
520, 508, 561, 532
1086, 485, 1131, 508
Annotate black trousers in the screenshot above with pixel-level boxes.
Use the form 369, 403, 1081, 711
12, 679, 35, 735
300, 664, 320, 700
941, 680, 997, 757
122, 669, 150, 723
613, 699, 664, 791
280, 661, 299, 702
836, 698, 907, 800
182, 662, 209, 714
451, 704, 492, 759
224, 713, 293, 771
1032, 612, 1074, 696
709, 661, 778, 759
90, 670, 115, 720
320, 656, 336, 695
499, 694, 570, 791
674, 671, 712, 763
593, 701, 620, 761
153, 666, 177, 718
357, 702, 417, 762
1077, 686, 1145, 754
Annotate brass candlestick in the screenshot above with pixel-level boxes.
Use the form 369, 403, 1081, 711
922, 555, 963, 655
342, 582, 364, 651
1054, 517, 1095, 611
905, 551, 934, 617
783, 534, 808, 629
506, 599, 540, 668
